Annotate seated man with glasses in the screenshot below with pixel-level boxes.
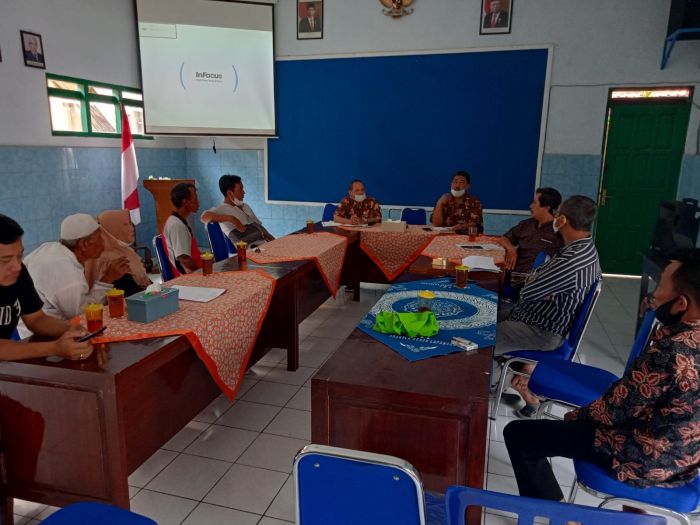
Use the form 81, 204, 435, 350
495, 195, 601, 418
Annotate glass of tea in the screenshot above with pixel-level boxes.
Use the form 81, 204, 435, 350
201, 252, 214, 275
306, 219, 315, 234
236, 241, 248, 265
84, 303, 104, 332
105, 288, 125, 318
467, 225, 478, 242
417, 290, 436, 312
455, 265, 469, 289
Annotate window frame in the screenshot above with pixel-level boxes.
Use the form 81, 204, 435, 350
46, 73, 151, 139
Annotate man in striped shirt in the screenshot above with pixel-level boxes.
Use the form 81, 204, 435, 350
496, 195, 601, 418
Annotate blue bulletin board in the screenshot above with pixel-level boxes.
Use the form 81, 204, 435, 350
268, 47, 550, 211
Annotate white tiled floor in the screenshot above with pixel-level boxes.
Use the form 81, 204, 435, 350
14, 279, 649, 524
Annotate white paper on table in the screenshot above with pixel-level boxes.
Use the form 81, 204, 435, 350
321, 221, 340, 227
430, 226, 452, 232
457, 243, 502, 251
461, 255, 501, 272
171, 285, 226, 303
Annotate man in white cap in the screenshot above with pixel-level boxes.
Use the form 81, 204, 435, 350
25, 213, 130, 320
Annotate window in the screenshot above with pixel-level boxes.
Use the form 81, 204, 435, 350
46, 74, 151, 138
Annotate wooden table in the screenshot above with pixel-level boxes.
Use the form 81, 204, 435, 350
214, 258, 331, 371
0, 336, 220, 511
0, 259, 329, 514
311, 271, 498, 505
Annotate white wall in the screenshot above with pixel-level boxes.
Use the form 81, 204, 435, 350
0, 0, 182, 148
2, 0, 698, 154
274, 0, 700, 155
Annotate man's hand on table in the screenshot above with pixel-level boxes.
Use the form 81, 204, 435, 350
55, 330, 93, 360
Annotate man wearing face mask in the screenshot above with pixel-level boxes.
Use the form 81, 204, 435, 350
503, 248, 700, 502
496, 196, 601, 418
431, 170, 484, 233
333, 179, 382, 225
201, 174, 275, 248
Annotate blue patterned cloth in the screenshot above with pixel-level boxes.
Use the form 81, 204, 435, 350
357, 277, 497, 362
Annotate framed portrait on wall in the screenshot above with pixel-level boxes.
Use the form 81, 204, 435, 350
297, 0, 323, 40
480, 0, 512, 35
21, 30, 46, 69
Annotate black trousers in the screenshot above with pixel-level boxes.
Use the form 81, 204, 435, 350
503, 419, 612, 501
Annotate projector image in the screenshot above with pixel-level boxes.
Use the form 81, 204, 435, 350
381, 220, 407, 232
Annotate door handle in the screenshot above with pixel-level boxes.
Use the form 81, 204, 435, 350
600, 188, 609, 206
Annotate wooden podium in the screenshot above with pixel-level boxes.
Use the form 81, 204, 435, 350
143, 179, 195, 234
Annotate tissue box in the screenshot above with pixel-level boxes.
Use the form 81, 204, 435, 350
381, 220, 407, 232
126, 288, 179, 323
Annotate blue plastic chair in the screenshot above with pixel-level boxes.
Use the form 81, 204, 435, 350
446, 486, 666, 525
491, 280, 602, 419
532, 250, 548, 270
294, 444, 445, 525
322, 203, 338, 222
401, 208, 427, 225
42, 502, 156, 524
206, 222, 232, 262
501, 251, 548, 303
152, 234, 175, 282
570, 460, 698, 525
11, 328, 20, 341
529, 309, 657, 416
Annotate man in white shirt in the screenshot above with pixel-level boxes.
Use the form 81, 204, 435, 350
163, 182, 202, 275
25, 214, 130, 320
201, 175, 274, 248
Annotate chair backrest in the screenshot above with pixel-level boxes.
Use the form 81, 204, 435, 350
401, 208, 427, 225
446, 486, 666, 525
625, 309, 658, 372
531, 251, 547, 270
322, 203, 338, 222
294, 444, 426, 525
224, 234, 237, 255
206, 222, 231, 262
152, 235, 174, 282
10, 328, 20, 341
566, 280, 602, 360
42, 501, 157, 524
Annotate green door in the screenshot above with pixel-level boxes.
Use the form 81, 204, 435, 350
595, 102, 691, 275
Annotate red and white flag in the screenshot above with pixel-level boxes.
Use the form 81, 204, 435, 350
121, 105, 141, 225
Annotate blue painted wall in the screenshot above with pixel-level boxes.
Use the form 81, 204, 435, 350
2, 146, 698, 255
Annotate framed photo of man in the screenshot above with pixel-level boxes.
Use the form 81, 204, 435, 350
21, 31, 45, 69
297, 0, 323, 40
480, 0, 512, 35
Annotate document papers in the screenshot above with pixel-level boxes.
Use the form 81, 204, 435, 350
461, 255, 500, 272
171, 285, 226, 303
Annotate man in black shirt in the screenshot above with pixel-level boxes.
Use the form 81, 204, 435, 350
0, 214, 91, 360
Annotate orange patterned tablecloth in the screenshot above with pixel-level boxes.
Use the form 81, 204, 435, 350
246, 232, 348, 297
421, 234, 505, 265
93, 270, 275, 400
356, 225, 438, 280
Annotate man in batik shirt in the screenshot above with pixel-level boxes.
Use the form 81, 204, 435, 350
334, 179, 382, 225
431, 170, 483, 233
503, 248, 700, 501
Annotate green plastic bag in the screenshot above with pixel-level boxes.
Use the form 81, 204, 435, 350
372, 311, 439, 338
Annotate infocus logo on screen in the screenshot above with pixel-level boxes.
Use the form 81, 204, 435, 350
195, 71, 223, 83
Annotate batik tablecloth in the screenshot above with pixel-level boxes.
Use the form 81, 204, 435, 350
357, 277, 498, 362
421, 234, 505, 266
246, 232, 348, 296
93, 270, 275, 399
352, 225, 438, 280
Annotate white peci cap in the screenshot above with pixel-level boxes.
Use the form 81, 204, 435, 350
60, 213, 100, 241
